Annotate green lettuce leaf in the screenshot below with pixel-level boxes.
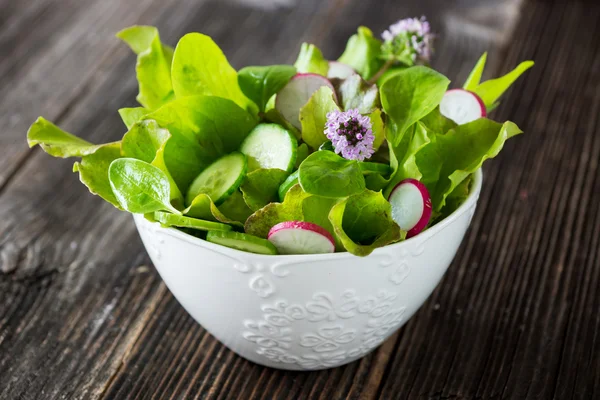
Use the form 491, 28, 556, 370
171, 33, 256, 113
335, 74, 380, 114
121, 119, 170, 162
328, 189, 402, 256
144, 95, 257, 191
118, 107, 149, 129
240, 168, 290, 211
474, 61, 534, 109
380, 66, 450, 145
338, 27, 385, 81
108, 158, 181, 214
218, 190, 253, 224
238, 65, 296, 113
72, 143, 123, 209
420, 107, 457, 135
463, 52, 487, 91
417, 119, 522, 211
27, 117, 105, 157
300, 86, 341, 149
117, 26, 174, 110
294, 43, 329, 76
298, 151, 365, 198
27, 117, 123, 208
382, 122, 432, 197
244, 184, 309, 237
437, 174, 472, 221
245, 184, 341, 242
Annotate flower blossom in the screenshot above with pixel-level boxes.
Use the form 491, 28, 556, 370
381, 16, 433, 64
324, 109, 375, 161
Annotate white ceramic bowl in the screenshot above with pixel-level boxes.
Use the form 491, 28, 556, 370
134, 170, 482, 371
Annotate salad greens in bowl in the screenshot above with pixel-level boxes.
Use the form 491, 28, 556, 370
27, 17, 532, 258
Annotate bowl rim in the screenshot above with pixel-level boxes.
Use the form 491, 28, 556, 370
135, 169, 482, 261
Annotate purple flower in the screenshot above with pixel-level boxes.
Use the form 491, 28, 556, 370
324, 109, 375, 161
381, 16, 433, 64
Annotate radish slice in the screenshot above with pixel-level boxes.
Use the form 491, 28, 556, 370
388, 179, 432, 238
268, 221, 335, 254
275, 73, 336, 130
439, 89, 487, 125
327, 61, 355, 80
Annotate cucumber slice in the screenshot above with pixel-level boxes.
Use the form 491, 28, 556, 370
206, 231, 278, 255
155, 212, 232, 231
278, 170, 299, 201
359, 162, 391, 176
186, 152, 247, 206
240, 123, 297, 172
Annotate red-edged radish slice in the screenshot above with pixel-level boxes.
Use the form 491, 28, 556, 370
268, 221, 335, 254
327, 61, 355, 80
275, 73, 337, 130
439, 89, 487, 125
388, 179, 432, 238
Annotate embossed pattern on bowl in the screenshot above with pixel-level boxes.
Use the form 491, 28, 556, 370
134, 170, 482, 370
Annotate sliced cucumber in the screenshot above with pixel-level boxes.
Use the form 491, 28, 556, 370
206, 231, 278, 255
359, 162, 392, 176
278, 170, 299, 201
155, 212, 232, 231
240, 123, 297, 172
186, 152, 247, 206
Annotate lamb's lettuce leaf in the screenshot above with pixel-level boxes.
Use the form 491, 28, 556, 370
300, 86, 340, 149
338, 27, 384, 81
121, 120, 183, 206
171, 33, 257, 114
294, 43, 328, 76
238, 65, 296, 113
380, 66, 450, 145
298, 151, 365, 198
143, 95, 257, 191
473, 60, 534, 109
328, 189, 402, 256
295, 143, 309, 168
108, 158, 181, 214
117, 26, 174, 110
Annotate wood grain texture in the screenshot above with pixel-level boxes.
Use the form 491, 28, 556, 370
1, 0, 599, 398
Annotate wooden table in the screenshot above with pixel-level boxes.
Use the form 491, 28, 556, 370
1, 0, 599, 398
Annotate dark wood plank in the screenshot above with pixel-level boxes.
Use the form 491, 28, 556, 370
98, 1, 520, 399
377, 0, 600, 399
1, 0, 599, 398
0, 1, 213, 398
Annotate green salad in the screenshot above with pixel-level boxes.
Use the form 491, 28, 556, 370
27, 17, 533, 257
